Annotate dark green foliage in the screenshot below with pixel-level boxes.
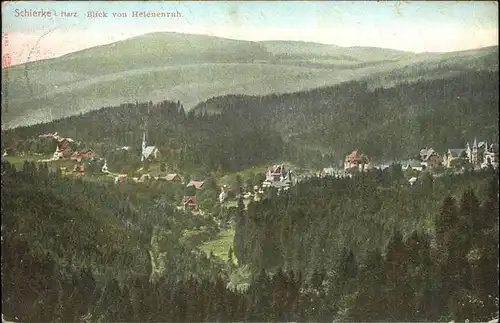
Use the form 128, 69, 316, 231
3, 70, 498, 172
1, 160, 227, 321
233, 169, 498, 321
2, 100, 284, 174
195, 70, 498, 163
160, 161, 166, 172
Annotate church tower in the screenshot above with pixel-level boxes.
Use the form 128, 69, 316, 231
472, 137, 478, 164
141, 131, 147, 161
466, 142, 472, 163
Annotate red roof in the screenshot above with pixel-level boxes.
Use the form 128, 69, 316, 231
183, 196, 197, 204
165, 174, 180, 181
346, 150, 368, 162
71, 149, 96, 159
187, 180, 204, 190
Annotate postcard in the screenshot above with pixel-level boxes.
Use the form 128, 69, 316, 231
1, 1, 499, 322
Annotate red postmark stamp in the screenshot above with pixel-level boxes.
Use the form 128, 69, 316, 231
3, 32, 9, 113
2, 32, 10, 67
3, 53, 11, 67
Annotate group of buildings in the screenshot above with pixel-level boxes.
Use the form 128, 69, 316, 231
36, 132, 104, 176
6, 130, 499, 213
340, 138, 499, 175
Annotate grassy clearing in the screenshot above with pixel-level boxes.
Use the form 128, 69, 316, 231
2, 154, 50, 165
222, 199, 250, 210
218, 160, 300, 186
199, 228, 237, 265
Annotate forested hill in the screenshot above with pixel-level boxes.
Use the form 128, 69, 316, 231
2, 69, 498, 170
1, 100, 285, 173
194, 69, 499, 162
1, 160, 226, 321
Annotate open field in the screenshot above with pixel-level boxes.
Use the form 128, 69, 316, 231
198, 228, 237, 265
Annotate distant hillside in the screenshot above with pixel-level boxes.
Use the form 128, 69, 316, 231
2, 31, 497, 129
194, 69, 499, 162
2, 69, 498, 173
262, 40, 418, 61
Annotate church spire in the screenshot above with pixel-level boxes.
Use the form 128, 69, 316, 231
141, 131, 146, 161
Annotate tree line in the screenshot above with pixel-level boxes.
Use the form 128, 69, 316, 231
234, 167, 499, 321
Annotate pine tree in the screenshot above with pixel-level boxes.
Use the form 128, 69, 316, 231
435, 195, 458, 263
349, 249, 385, 321
383, 230, 413, 320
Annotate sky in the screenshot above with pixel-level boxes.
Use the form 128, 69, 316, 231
2, 1, 498, 66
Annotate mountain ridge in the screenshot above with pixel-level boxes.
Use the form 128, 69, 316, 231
2, 31, 498, 129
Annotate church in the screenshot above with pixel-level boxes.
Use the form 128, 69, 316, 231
141, 132, 161, 161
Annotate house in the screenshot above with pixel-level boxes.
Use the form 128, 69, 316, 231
164, 174, 181, 182
262, 169, 296, 189
56, 138, 73, 152
114, 174, 128, 184
466, 138, 487, 165
419, 148, 435, 161
134, 174, 151, 183
344, 150, 370, 171
321, 167, 336, 176
420, 148, 442, 168
40, 133, 75, 158
401, 160, 424, 172
2, 148, 14, 157
481, 143, 499, 169
183, 196, 197, 211
409, 177, 418, 185
71, 148, 97, 162
422, 154, 442, 169
266, 164, 286, 182
443, 149, 467, 168
187, 180, 204, 190
52, 146, 71, 160
73, 164, 85, 175
50, 137, 74, 160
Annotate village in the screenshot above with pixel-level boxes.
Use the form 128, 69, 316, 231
2, 131, 499, 213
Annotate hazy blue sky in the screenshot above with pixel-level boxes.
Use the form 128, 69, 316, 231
2, 1, 498, 65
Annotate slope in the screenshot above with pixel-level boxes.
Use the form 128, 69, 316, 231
5, 32, 492, 129
193, 69, 499, 162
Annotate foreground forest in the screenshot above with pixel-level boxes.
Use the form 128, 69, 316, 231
2, 159, 499, 322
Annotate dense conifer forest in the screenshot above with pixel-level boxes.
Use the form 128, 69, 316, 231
2, 159, 498, 321
195, 70, 499, 163
2, 70, 498, 172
